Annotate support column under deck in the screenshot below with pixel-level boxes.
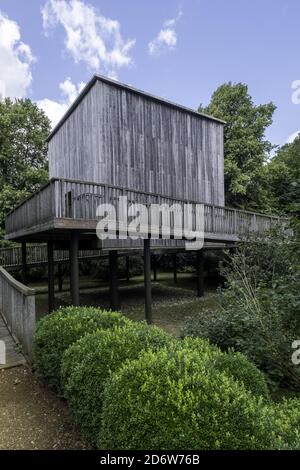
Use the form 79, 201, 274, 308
173, 253, 177, 284
152, 254, 157, 282
144, 239, 152, 324
70, 232, 80, 306
47, 240, 55, 313
196, 249, 204, 298
21, 242, 27, 285
58, 263, 63, 292
109, 251, 119, 310
126, 256, 130, 284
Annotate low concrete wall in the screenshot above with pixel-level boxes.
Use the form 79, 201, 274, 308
0, 266, 36, 359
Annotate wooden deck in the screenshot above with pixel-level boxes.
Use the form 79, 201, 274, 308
0, 314, 26, 369
5, 178, 283, 244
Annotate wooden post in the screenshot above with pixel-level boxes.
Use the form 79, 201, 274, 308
152, 254, 157, 281
70, 232, 79, 306
58, 263, 63, 292
126, 256, 130, 283
21, 241, 27, 285
196, 249, 204, 298
109, 251, 119, 310
173, 253, 177, 284
144, 239, 152, 324
47, 240, 55, 313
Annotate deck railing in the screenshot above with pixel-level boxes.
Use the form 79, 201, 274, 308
0, 266, 35, 358
5, 178, 283, 241
0, 244, 102, 269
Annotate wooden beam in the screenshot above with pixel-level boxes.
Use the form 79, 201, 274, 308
57, 263, 63, 292
21, 242, 27, 285
152, 254, 157, 282
144, 239, 152, 324
109, 251, 119, 310
173, 253, 177, 284
126, 256, 130, 283
47, 240, 55, 313
196, 249, 204, 297
70, 232, 79, 306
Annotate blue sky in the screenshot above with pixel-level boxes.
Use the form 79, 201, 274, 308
0, 0, 299, 146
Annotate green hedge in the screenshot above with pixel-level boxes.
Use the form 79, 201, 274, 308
206, 350, 270, 400
61, 322, 174, 441
99, 347, 282, 450
33, 306, 129, 392
179, 337, 269, 400
272, 398, 300, 449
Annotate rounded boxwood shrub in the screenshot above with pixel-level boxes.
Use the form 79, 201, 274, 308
178, 336, 220, 357
272, 398, 300, 450
33, 306, 129, 392
61, 322, 174, 441
99, 347, 281, 450
206, 350, 270, 400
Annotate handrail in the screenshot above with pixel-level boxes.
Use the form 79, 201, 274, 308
0, 245, 103, 269
0, 266, 35, 295
0, 266, 35, 358
6, 177, 284, 220
6, 179, 53, 217
5, 177, 287, 240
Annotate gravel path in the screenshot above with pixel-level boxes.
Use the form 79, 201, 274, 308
0, 366, 89, 450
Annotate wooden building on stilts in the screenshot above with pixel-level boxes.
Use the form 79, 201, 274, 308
4, 75, 281, 322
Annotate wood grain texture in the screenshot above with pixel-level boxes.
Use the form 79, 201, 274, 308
48, 79, 225, 206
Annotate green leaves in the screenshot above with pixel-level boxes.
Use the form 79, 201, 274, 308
33, 306, 129, 393
0, 98, 50, 246
61, 322, 173, 442
99, 345, 279, 450
266, 136, 300, 215
200, 82, 276, 211
182, 226, 300, 392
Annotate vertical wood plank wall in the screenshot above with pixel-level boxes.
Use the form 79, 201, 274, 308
48, 79, 225, 207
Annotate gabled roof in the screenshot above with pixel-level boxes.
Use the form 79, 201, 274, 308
47, 74, 226, 142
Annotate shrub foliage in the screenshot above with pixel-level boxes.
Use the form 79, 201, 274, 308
99, 347, 282, 450
61, 322, 173, 441
181, 226, 300, 391
33, 306, 129, 392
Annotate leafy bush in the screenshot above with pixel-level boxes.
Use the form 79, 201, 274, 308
272, 398, 300, 449
33, 306, 129, 392
181, 227, 300, 391
99, 347, 283, 450
206, 350, 270, 400
61, 322, 174, 441
180, 337, 270, 399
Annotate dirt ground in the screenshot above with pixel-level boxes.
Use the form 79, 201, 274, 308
34, 272, 220, 336
0, 366, 90, 450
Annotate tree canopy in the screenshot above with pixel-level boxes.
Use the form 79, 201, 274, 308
0, 98, 50, 245
266, 135, 300, 216
199, 82, 276, 211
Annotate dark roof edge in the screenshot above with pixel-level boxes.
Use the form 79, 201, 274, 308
47, 74, 226, 142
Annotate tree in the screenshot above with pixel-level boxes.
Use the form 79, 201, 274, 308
0, 98, 50, 245
199, 83, 276, 210
266, 135, 300, 216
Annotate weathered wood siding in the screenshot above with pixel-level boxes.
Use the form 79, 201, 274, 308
48, 79, 225, 206
0, 266, 35, 359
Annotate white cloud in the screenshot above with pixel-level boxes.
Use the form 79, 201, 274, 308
287, 130, 300, 143
148, 8, 182, 56
41, 0, 135, 76
107, 70, 118, 81
0, 11, 35, 98
37, 77, 85, 127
